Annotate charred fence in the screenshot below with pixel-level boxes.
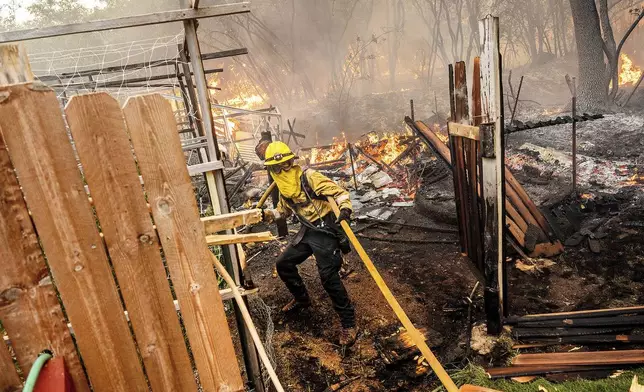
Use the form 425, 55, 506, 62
407, 16, 564, 333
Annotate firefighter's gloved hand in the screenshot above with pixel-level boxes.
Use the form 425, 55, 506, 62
336, 208, 352, 224
261, 208, 276, 223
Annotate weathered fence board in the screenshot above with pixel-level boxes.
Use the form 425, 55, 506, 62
123, 94, 244, 391
202, 209, 263, 235
0, 341, 21, 391
65, 93, 197, 391
0, 44, 34, 84
0, 133, 89, 392
0, 84, 147, 391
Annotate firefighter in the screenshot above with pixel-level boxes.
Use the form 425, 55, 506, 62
261, 141, 357, 346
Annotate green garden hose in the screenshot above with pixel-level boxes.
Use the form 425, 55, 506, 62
23, 351, 52, 392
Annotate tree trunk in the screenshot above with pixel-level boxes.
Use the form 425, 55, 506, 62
568, 0, 607, 109
598, 0, 618, 99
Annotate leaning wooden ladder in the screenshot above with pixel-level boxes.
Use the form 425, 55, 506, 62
0, 46, 278, 391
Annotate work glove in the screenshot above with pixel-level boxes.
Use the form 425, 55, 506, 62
336, 208, 352, 224
261, 208, 276, 223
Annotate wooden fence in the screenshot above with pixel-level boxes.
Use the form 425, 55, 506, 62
0, 81, 244, 391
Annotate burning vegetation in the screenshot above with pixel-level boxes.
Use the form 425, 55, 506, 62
619, 53, 642, 86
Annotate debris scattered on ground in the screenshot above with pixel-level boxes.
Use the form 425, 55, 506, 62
515, 258, 556, 273
470, 324, 513, 356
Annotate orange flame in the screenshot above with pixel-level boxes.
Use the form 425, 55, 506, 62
619, 53, 642, 86
309, 133, 348, 164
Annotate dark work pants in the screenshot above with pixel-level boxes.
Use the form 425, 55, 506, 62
276, 228, 356, 328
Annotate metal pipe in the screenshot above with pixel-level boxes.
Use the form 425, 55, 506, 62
572, 77, 577, 196
348, 143, 358, 190
509, 75, 524, 125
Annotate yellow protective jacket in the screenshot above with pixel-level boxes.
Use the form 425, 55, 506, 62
269, 168, 352, 223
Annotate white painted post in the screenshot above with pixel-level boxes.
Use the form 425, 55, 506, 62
479, 15, 506, 333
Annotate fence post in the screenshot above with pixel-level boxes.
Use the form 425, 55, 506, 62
479, 15, 506, 334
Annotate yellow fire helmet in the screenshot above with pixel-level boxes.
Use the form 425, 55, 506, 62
263, 141, 296, 166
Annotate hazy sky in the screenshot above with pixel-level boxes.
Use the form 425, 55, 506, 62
0, 0, 102, 22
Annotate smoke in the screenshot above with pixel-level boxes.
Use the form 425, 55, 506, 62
5, 0, 643, 138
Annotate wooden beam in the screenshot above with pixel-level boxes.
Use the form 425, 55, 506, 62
206, 231, 275, 246
480, 15, 506, 327
202, 209, 263, 235
471, 57, 482, 126
188, 160, 225, 176
480, 123, 502, 334
513, 327, 631, 338
513, 349, 644, 367
0, 44, 33, 84
0, 3, 250, 43
517, 315, 644, 329
486, 365, 615, 379
508, 306, 644, 323
448, 122, 480, 140
219, 287, 259, 301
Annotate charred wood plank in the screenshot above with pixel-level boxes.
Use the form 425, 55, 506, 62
480, 122, 502, 334
467, 139, 484, 272
447, 65, 467, 255
472, 57, 482, 126
505, 114, 604, 133
507, 306, 644, 324
513, 327, 632, 338
512, 349, 644, 367
357, 233, 458, 245
407, 118, 564, 258
524, 335, 644, 345
517, 315, 644, 329
451, 136, 470, 255
355, 217, 458, 234
486, 365, 620, 379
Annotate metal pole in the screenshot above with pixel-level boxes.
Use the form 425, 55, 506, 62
175, 62, 198, 139
179, 4, 264, 391
572, 77, 577, 196
509, 75, 524, 125
348, 143, 359, 191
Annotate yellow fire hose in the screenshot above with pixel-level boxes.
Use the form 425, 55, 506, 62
326, 196, 460, 392
256, 182, 277, 209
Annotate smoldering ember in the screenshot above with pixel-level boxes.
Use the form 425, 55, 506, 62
0, 1, 643, 391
